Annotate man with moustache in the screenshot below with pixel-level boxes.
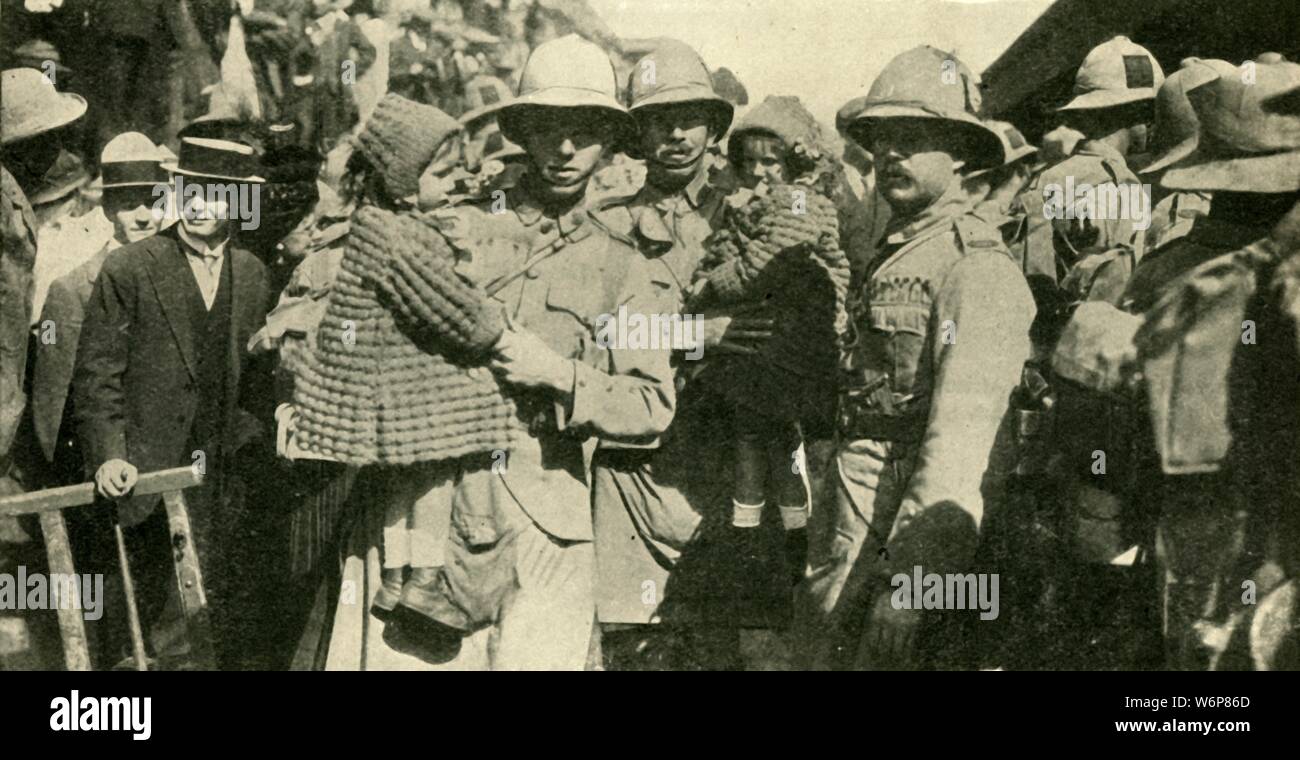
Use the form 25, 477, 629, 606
795, 47, 1034, 670
315, 35, 676, 671
74, 137, 272, 669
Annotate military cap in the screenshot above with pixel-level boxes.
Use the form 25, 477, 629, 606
838, 46, 1005, 170
1162, 56, 1300, 193
1058, 36, 1164, 111
0, 67, 86, 145
730, 95, 821, 154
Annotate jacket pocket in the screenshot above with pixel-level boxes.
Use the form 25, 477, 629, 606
867, 303, 930, 394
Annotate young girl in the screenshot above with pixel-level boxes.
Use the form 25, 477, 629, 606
692, 96, 851, 583
283, 94, 512, 660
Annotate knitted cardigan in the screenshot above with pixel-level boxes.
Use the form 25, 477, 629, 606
694, 183, 851, 424
292, 205, 517, 465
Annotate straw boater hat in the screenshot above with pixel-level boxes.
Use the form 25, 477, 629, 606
162, 137, 265, 183
100, 132, 171, 189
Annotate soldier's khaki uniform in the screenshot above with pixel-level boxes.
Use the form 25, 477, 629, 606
798, 190, 1033, 669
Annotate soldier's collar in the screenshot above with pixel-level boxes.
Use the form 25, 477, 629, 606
882, 184, 972, 246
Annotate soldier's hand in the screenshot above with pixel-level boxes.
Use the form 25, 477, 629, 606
95, 459, 139, 499
862, 589, 921, 668
490, 327, 575, 393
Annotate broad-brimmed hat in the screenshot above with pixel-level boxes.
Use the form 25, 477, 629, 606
1140, 58, 1236, 176
964, 120, 1037, 180
1, 67, 87, 145
838, 47, 1005, 171
1058, 36, 1164, 112
162, 137, 265, 183
626, 38, 734, 144
496, 35, 636, 151
101, 132, 171, 188
459, 75, 514, 127
28, 149, 90, 205
1161, 56, 1300, 193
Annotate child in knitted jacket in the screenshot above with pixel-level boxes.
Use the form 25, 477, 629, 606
691, 124, 850, 583
288, 94, 510, 660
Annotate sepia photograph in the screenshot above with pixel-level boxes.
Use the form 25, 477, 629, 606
0, 0, 1297, 711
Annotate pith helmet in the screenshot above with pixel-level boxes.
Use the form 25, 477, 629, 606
965, 120, 1036, 179
1141, 58, 1237, 176
626, 38, 733, 138
1162, 56, 1300, 193
497, 34, 635, 149
1058, 36, 1164, 111
460, 75, 514, 128
1, 67, 87, 146
101, 132, 170, 188
838, 46, 1005, 170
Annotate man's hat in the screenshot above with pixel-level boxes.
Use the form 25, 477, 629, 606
497, 34, 636, 150
459, 75, 514, 127
1058, 36, 1164, 112
162, 137, 265, 183
178, 85, 244, 141
1, 67, 86, 145
965, 120, 1037, 180
1140, 58, 1236, 176
626, 39, 734, 142
729, 94, 821, 155
838, 46, 1005, 170
13, 39, 71, 77
28, 149, 90, 205
1161, 56, 1300, 193
101, 132, 171, 188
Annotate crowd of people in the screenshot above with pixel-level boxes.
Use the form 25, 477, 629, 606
1, 0, 1298, 671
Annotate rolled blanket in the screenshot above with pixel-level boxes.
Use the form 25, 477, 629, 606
292, 205, 517, 465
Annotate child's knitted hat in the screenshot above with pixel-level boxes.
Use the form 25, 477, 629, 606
356, 94, 463, 199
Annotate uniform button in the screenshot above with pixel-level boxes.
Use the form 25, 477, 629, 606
539, 219, 555, 233
526, 267, 541, 279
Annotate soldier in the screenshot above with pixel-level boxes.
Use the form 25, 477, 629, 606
1053, 56, 1300, 669
1137, 59, 1237, 254
314, 34, 676, 671
795, 46, 1034, 670
586, 39, 747, 667
1018, 37, 1166, 670
1016, 36, 1164, 313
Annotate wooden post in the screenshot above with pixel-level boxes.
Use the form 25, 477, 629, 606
36, 510, 91, 672
162, 488, 217, 670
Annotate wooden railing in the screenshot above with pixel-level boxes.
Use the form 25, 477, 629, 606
0, 466, 215, 671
